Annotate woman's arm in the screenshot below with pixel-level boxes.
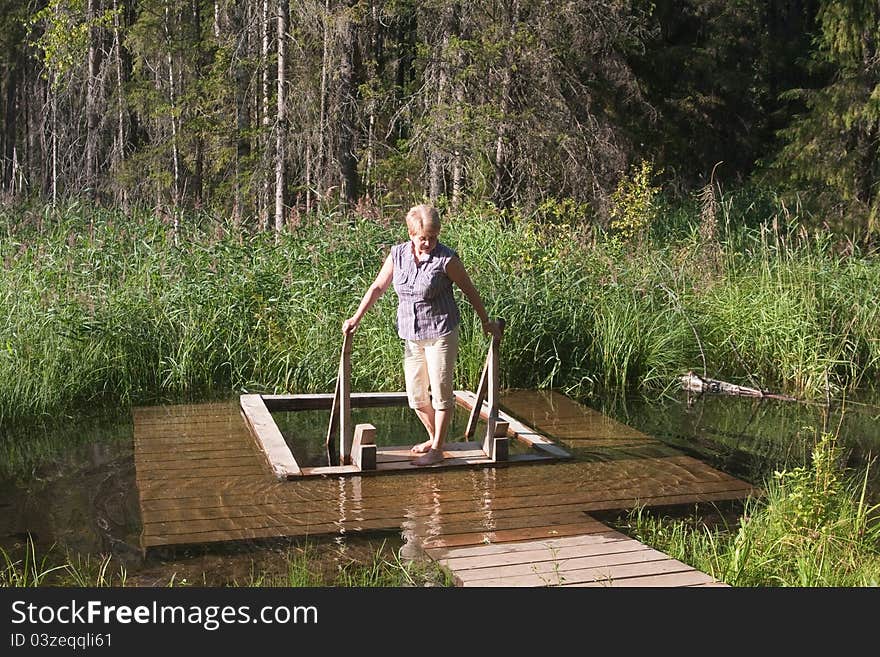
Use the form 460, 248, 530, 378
446, 256, 501, 336
342, 254, 394, 334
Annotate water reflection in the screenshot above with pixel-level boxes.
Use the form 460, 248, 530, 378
584, 389, 880, 499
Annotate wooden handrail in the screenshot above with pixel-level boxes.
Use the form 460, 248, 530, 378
464, 318, 506, 461
325, 329, 353, 466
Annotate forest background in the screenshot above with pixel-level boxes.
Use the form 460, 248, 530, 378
2, 0, 878, 237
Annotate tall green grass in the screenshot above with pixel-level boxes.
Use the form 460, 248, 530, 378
2, 198, 879, 428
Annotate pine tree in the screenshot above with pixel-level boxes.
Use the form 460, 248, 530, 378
776, 0, 880, 236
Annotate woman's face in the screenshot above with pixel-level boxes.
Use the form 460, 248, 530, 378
409, 227, 439, 255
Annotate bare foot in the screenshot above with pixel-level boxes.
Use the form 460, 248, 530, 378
412, 448, 444, 466
410, 440, 433, 455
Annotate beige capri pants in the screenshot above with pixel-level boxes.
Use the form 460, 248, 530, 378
403, 327, 460, 410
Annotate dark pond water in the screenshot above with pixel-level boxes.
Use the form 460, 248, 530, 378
2, 388, 878, 585
273, 404, 531, 468
589, 389, 880, 499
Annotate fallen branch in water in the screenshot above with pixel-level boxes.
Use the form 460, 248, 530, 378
680, 371, 798, 402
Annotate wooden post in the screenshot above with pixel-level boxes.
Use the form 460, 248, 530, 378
339, 330, 353, 465
352, 423, 376, 471
490, 420, 509, 462
481, 318, 507, 461
325, 371, 341, 466
326, 330, 354, 466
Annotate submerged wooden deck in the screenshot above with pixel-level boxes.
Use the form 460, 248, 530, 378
133, 389, 759, 586
240, 390, 570, 478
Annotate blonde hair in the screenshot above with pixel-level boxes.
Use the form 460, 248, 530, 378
405, 204, 441, 234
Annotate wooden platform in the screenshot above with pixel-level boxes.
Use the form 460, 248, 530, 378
240, 390, 571, 478
133, 390, 760, 585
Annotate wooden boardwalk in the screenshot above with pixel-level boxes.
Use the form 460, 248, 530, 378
133, 390, 758, 586
425, 529, 726, 587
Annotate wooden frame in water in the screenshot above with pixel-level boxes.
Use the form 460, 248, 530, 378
240, 391, 571, 479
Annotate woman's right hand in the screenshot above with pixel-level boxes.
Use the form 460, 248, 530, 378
342, 317, 359, 334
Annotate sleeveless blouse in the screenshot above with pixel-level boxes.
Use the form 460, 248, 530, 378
391, 241, 460, 340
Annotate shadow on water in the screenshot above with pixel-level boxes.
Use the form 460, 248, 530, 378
2, 387, 878, 585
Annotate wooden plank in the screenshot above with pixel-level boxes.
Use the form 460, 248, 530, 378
134, 455, 755, 508
135, 455, 262, 473
239, 394, 301, 478
453, 546, 672, 583
499, 389, 655, 442
570, 569, 720, 587
299, 465, 361, 476
455, 390, 570, 452
263, 392, 409, 411
464, 354, 490, 440
136, 479, 754, 529
419, 520, 608, 549
376, 443, 487, 463
134, 454, 756, 510
459, 557, 701, 587
137, 464, 266, 480
134, 446, 256, 460
436, 537, 648, 571
133, 388, 759, 573
423, 529, 624, 560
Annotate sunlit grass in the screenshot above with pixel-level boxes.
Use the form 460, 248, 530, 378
618, 433, 880, 586
2, 199, 879, 431
1, 537, 128, 587
1, 536, 450, 588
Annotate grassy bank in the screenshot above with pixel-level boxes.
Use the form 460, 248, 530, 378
0, 536, 450, 587
616, 433, 880, 586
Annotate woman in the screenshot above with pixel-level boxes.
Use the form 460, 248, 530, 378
342, 204, 501, 466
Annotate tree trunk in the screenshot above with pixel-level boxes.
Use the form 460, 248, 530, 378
164, 3, 181, 209
261, 0, 271, 230
275, 0, 288, 234
232, 0, 250, 226
112, 0, 127, 209
428, 4, 457, 204
191, 0, 204, 207
50, 72, 58, 204
85, 0, 100, 198
493, 0, 518, 213
2, 59, 18, 197
317, 0, 330, 203
337, 0, 359, 210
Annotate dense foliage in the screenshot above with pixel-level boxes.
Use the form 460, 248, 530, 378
1, 1, 877, 237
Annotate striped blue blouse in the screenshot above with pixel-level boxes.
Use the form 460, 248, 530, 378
391, 241, 461, 340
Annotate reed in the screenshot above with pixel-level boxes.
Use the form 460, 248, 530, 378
2, 197, 879, 430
